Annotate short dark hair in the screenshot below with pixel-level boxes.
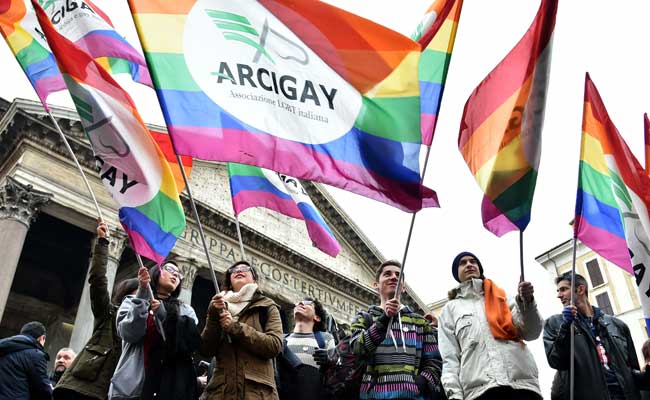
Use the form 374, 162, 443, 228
222, 260, 258, 292
302, 297, 327, 332
556, 272, 589, 295
20, 321, 46, 340
375, 260, 401, 282
642, 339, 650, 363
112, 278, 139, 305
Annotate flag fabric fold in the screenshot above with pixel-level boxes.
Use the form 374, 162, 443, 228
412, 0, 463, 145
458, 0, 557, 236
228, 162, 340, 257
644, 113, 649, 174
33, 0, 185, 264
128, 0, 438, 213
574, 74, 650, 332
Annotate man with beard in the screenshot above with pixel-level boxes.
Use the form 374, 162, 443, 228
50, 348, 76, 385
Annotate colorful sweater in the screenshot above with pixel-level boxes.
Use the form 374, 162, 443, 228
351, 305, 442, 399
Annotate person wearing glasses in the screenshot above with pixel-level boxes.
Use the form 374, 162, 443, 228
200, 260, 283, 400
276, 297, 336, 400
109, 262, 201, 400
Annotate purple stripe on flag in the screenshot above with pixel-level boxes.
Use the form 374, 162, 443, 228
574, 215, 633, 272
77, 30, 147, 66
171, 126, 438, 212
232, 190, 302, 219
34, 75, 66, 109
421, 114, 437, 146
303, 216, 340, 257
481, 195, 519, 237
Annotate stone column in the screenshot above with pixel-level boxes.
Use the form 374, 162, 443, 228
177, 261, 198, 305
69, 229, 127, 352
0, 177, 51, 322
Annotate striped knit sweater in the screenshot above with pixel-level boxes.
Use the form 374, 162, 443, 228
351, 305, 442, 399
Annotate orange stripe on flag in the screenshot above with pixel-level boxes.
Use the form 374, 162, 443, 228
583, 102, 615, 156
128, 0, 194, 15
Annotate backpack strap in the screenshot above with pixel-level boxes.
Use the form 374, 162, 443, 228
314, 331, 327, 349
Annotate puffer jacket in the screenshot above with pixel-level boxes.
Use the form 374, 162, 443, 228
54, 238, 122, 399
199, 291, 283, 400
438, 278, 543, 400
0, 334, 52, 400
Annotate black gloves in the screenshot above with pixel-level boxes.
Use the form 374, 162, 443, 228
313, 348, 337, 368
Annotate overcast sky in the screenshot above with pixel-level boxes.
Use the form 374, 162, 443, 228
2, 1, 650, 396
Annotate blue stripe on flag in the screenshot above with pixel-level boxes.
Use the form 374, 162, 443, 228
576, 189, 626, 240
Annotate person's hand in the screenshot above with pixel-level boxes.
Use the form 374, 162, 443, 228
198, 375, 207, 388
138, 267, 150, 289
219, 310, 234, 330
313, 348, 336, 368
383, 298, 400, 318
208, 293, 226, 317
97, 219, 108, 239
562, 305, 577, 324
414, 375, 430, 396
424, 312, 438, 328
518, 281, 534, 303
150, 299, 161, 312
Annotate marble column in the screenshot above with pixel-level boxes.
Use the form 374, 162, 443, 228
177, 261, 198, 305
0, 177, 51, 322
69, 229, 127, 352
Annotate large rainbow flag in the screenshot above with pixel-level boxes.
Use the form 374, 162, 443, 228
412, 0, 463, 145
39, 0, 152, 87
575, 74, 650, 332
33, 0, 185, 264
0, 0, 65, 108
128, 0, 438, 213
150, 129, 192, 193
228, 162, 340, 257
458, 0, 557, 236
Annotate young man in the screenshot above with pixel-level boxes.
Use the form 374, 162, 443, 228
544, 272, 650, 400
50, 347, 76, 385
0, 321, 52, 400
438, 251, 542, 400
350, 260, 442, 399
277, 297, 336, 400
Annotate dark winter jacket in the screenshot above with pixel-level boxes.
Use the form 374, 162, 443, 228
200, 291, 283, 400
544, 306, 645, 400
0, 334, 52, 400
54, 238, 122, 400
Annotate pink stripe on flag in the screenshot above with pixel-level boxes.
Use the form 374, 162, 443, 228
123, 226, 165, 265
172, 126, 439, 212
76, 33, 147, 66
304, 219, 340, 257
232, 191, 302, 219
421, 113, 437, 146
481, 195, 519, 237
34, 75, 66, 110
574, 215, 633, 273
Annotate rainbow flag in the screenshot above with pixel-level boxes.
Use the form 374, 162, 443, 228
128, 0, 438, 213
33, 0, 185, 264
39, 0, 152, 87
412, 0, 463, 145
150, 129, 192, 193
0, 0, 66, 109
575, 74, 650, 332
643, 113, 650, 174
228, 162, 340, 257
458, 0, 557, 236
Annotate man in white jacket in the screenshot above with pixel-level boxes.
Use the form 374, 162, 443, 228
438, 251, 543, 400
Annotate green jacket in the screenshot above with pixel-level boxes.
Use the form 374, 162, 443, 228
54, 238, 122, 400
200, 291, 283, 400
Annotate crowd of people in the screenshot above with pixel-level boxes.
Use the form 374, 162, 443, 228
1, 222, 650, 399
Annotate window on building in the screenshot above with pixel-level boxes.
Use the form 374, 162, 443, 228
596, 292, 614, 315
586, 259, 605, 287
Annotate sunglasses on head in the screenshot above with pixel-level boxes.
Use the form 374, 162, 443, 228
295, 300, 315, 307
228, 265, 252, 274
162, 264, 183, 280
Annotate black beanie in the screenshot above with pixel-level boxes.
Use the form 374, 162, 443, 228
452, 251, 484, 282
20, 321, 46, 340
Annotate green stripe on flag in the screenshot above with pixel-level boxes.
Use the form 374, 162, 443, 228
136, 191, 186, 236
492, 169, 537, 223
15, 41, 50, 69
107, 57, 132, 75
578, 161, 619, 209
206, 10, 251, 25
214, 21, 259, 36
227, 162, 265, 178
144, 52, 201, 91
609, 170, 632, 210
354, 96, 421, 143
419, 49, 450, 84
71, 95, 94, 122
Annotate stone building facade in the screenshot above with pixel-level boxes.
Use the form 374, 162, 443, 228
0, 97, 427, 363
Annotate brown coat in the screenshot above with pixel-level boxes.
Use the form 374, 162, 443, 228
200, 292, 283, 400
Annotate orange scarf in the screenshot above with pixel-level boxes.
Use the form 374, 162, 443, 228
483, 278, 520, 341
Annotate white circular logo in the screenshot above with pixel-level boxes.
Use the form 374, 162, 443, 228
184, 0, 362, 144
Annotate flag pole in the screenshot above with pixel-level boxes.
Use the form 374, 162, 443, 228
519, 230, 525, 281
234, 216, 246, 259
174, 154, 220, 294
47, 111, 104, 222
569, 236, 577, 400
135, 253, 166, 341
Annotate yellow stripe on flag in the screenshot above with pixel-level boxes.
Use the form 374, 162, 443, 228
133, 14, 185, 53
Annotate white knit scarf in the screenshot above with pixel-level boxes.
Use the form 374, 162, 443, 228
222, 283, 258, 317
